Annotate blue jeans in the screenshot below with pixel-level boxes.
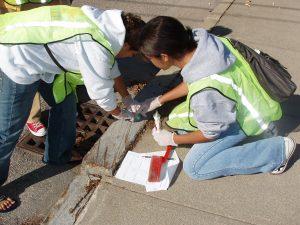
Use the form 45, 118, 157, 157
0, 71, 76, 186
183, 123, 285, 180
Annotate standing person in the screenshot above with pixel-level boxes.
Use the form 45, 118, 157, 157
0, 0, 56, 213
7, 0, 62, 138
0, 5, 144, 212
138, 16, 296, 181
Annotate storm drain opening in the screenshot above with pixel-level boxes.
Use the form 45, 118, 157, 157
17, 103, 116, 156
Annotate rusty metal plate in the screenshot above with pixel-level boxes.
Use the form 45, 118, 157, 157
17, 103, 116, 155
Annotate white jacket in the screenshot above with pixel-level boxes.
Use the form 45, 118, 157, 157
0, 5, 125, 111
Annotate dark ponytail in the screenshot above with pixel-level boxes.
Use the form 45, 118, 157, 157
185, 27, 197, 51
139, 16, 197, 59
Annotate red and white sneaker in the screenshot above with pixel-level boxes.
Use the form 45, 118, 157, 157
26, 121, 47, 137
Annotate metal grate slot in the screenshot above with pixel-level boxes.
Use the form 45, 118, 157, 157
17, 103, 116, 156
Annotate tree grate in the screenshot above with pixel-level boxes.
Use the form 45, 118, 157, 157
17, 103, 116, 156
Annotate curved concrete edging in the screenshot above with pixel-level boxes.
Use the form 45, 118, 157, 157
43, 120, 147, 225
81, 120, 148, 177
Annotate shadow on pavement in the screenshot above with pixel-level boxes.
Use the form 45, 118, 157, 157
118, 55, 160, 87
169, 160, 183, 188
209, 25, 233, 36
75, 55, 160, 104
0, 163, 77, 204
277, 94, 300, 170
275, 95, 300, 136
134, 72, 184, 120
288, 144, 300, 171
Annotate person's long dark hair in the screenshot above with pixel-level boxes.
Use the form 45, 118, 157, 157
139, 16, 197, 59
121, 12, 145, 51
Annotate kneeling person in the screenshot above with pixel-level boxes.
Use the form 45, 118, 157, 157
138, 16, 296, 181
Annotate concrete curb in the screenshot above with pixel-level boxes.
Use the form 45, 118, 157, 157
43, 174, 101, 225
81, 120, 147, 177
43, 120, 147, 225
201, 0, 235, 30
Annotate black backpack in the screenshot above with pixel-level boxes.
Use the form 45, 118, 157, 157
228, 38, 297, 102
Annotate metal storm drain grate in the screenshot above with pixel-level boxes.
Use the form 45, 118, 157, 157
17, 103, 116, 156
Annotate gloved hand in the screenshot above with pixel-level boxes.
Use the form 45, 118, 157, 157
138, 96, 162, 116
152, 128, 178, 146
123, 95, 140, 113
112, 109, 134, 121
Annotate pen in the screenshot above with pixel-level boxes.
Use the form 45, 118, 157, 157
142, 156, 174, 160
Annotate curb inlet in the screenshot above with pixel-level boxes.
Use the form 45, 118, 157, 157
17, 103, 116, 155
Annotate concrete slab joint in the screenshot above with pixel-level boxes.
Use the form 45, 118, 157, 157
43, 174, 101, 225
201, 0, 235, 30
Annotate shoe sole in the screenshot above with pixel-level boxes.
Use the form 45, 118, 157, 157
27, 129, 47, 137
26, 125, 47, 137
271, 138, 296, 175
28, 132, 47, 137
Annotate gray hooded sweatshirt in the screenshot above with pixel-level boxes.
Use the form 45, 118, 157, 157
181, 28, 237, 139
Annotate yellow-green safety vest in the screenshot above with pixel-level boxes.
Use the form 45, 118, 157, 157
0, 5, 115, 103
4, 0, 53, 6
166, 37, 282, 136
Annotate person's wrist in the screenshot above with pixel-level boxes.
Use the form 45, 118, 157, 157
157, 95, 163, 105
109, 107, 121, 116
171, 133, 178, 146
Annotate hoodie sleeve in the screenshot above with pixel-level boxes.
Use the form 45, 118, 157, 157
75, 35, 120, 111
190, 89, 237, 139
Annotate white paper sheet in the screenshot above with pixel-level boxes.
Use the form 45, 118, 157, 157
115, 150, 180, 192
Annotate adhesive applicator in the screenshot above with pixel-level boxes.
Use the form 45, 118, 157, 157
148, 111, 173, 182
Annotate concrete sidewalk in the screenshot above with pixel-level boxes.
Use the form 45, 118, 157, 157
0, 1, 222, 225
46, 1, 300, 225
72, 0, 222, 27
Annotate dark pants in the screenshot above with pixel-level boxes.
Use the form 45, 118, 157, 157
0, 71, 77, 186
0, 57, 158, 186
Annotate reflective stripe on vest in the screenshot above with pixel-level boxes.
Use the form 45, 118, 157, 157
5, 21, 91, 31
168, 112, 194, 120
0, 6, 114, 58
209, 74, 269, 131
0, 5, 115, 103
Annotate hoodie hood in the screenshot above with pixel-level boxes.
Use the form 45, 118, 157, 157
181, 28, 236, 84
81, 5, 125, 55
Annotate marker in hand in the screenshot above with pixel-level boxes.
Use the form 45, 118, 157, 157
153, 111, 161, 131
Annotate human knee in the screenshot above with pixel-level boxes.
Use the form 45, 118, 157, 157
183, 153, 221, 181
183, 158, 206, 180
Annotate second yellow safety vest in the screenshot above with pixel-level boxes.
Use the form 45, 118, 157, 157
0, 5, 115, 103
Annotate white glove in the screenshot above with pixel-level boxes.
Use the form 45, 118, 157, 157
112, 109, 134, 121
152, 128, 177, 146
138, 96, 162, 116
123, 95, 140, 113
